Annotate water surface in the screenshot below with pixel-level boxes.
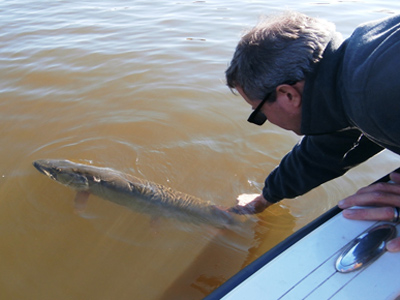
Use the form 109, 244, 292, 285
1, 0, 399, 299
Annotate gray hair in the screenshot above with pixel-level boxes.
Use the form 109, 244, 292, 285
226, 11, 341, 101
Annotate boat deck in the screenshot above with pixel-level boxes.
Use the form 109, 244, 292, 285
206, 209, 400, 300
206, 170, 400, 300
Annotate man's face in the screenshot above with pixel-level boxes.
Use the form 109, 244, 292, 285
236, 85, 303, 135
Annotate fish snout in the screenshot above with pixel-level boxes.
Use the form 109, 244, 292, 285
33, 160, 48, 174
33, 159, 60, 181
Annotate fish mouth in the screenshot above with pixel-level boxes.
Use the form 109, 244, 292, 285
33, 159, 90, 189
33, 160, 57, 180
33, 160, 61, 181
33, 160, 49, 174
33, 159, 52, 173
33, 160, 46, 173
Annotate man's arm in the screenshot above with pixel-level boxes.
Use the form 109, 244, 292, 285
232, 129, 383, 214
263, 129, 383, 202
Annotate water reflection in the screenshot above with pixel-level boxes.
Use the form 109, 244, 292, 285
1, 0, 399, 299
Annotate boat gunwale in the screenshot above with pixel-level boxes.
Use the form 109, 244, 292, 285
204, 168, 400, 300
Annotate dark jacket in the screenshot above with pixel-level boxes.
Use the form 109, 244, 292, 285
263, 15, 400, 203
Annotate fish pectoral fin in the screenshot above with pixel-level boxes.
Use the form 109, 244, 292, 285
73, 191, 90, 214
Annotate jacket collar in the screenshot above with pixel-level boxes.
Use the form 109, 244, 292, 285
300, 39, 351, 135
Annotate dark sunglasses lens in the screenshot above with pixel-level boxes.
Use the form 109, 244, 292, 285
247, 111, 267, 125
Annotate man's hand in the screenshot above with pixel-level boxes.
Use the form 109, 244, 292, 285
338, 172, 400, 252
228, 193, 273, 214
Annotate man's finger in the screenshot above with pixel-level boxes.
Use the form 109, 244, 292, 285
355, 181, 400, 195
339, 191, 400, 209
342, 206, 395, 221
387, 236, 400, 252
228, 205, 256, 215
390, 172, 400, 184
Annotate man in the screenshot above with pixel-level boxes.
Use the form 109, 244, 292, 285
226, 11, 400, 251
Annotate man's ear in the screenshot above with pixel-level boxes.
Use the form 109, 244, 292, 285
276, 82, 303, 112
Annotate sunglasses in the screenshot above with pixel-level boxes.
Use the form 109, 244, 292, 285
247, 81, 297, 126
247, 91, 273, 125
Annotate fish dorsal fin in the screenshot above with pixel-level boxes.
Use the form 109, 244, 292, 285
74, 191, 90, 214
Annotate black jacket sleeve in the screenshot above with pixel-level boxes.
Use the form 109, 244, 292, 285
262, 129, 384, 203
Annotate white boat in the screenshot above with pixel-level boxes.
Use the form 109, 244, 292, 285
205, 171, 400, 300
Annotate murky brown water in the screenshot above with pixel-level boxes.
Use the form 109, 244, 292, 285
1, 1, 400, 299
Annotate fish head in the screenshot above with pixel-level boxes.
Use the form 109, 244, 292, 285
33, 159, 89, 190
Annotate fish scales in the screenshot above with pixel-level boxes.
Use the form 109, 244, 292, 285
33, 159, 243, 229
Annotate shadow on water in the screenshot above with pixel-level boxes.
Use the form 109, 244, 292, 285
160, 210, 296, 299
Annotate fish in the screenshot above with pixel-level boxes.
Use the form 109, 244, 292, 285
33, 159, 244, 229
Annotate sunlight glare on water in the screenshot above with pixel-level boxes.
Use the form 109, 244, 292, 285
1, 0, 400, 299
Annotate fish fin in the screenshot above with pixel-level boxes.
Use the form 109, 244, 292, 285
73, 191, 90, 214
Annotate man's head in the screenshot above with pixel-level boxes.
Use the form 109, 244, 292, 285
226, 11, 341, 134
236, 82, 305, 134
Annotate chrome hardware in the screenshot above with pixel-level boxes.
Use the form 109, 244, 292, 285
336, 223, 397, 273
